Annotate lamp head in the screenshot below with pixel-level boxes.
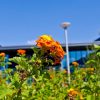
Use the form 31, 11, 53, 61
61, 22, 71, 29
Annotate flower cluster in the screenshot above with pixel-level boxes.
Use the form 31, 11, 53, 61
36, 35, 54, 48
17, 49, 26, 55
68, 88, 83, 99
68, 88, 78, 97
36, 35, 65, 65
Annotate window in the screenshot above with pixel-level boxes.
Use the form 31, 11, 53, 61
76, 51, 82, 61
70, 51, 76, 63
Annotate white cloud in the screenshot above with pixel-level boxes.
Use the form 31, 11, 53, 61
27, 40, 36, 45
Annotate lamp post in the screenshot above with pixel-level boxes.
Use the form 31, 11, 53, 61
61, 22, 71, 84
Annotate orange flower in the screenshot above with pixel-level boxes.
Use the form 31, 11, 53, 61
0, 52, 5, 57
72, 62, 79, 67
36, 35, 54, 48
17, 49, 26, 55
68, 88, 84, 99
36, 35, 65, 65
68, 88, 79, 97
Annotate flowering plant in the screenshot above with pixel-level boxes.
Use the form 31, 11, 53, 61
0, 35, 66, 99
36, 35, 65, 65
0, 35, 100, 100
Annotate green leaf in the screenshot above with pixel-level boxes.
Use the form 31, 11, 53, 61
97, 52, 100, 56
0, 85, 14, 99
94, 44, 100, 50
86, 95, 96, 100
86, 95, 92, 100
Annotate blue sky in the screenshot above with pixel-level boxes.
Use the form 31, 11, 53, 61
0, 0, 100, 46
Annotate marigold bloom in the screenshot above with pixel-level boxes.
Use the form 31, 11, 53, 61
17, 49, 26, 55
36, 35, 65, 65
0, 52, 5, 57
68, 88, 79, 97
39, 35, 53, 41
36, 35, 54, 48
72, 61, 79, 67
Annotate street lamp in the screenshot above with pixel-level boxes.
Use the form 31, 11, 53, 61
61, 22, 71, 84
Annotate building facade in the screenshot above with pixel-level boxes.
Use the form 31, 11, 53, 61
0, 39, 100, 70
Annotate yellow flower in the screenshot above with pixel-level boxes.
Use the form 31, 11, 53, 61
40, 35, 53, 41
